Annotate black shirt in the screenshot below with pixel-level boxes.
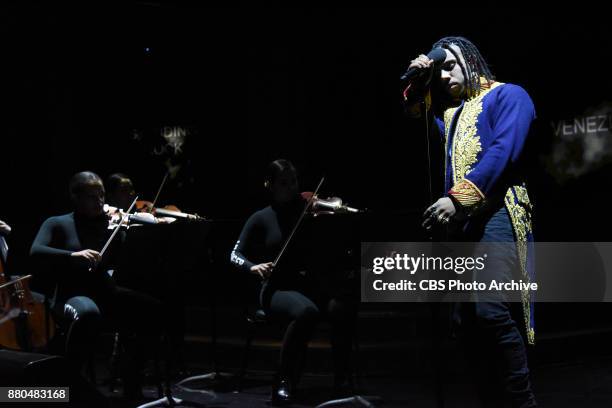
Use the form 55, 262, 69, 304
30, 212, 122, 306
230, 196, 307, 283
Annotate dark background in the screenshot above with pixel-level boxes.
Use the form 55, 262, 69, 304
2, 5, 611, 334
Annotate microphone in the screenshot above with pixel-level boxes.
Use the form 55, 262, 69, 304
400, 48, 447, 83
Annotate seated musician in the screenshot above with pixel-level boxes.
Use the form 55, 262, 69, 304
30, 171, 162, 400
106, 173, 176, 224
230, 159, 357, 404
105, 173, 137, 212
105, 172, 188, 372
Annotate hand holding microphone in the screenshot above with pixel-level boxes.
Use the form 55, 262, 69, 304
400, 48, 447, 85
409, 54, 434, 71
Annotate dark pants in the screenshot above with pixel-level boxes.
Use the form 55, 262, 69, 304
261, 278, 356, 385
457, 206, 537, 408
62, 286, 162, 390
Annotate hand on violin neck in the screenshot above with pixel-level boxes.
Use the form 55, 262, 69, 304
250, 262, 274, 279
71, 249, 101, 269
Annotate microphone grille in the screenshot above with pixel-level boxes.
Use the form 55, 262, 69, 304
427, 48, 447, 64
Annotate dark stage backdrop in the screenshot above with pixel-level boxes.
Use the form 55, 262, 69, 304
2, 5, 611, 331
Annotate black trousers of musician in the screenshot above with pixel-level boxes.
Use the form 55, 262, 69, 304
261, 275, 357, 387
60, 286, 162, 394
455, 206, 537, 408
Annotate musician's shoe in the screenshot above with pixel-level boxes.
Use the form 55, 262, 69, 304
271, 378, 292, 405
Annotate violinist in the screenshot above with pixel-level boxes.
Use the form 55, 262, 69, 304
230, 159, 357, 404
106, 172, 200, 224
106, 173, 161, 224
106, 173, 136, 212
30, 171, 162, 400
106, 172, 189, 370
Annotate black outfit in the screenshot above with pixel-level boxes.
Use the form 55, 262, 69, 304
30, 212, 162, 393
231, 197, 356, 386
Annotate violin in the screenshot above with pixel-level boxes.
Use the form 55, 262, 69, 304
300, 192, 363, 216
267, 178, 364, 281
103, 201, 204, 229
274, 178, 362, 267
104, 204, 160, 228
0, 236, 55, 351
135, 200, 205, 222
130, 172, 205, 223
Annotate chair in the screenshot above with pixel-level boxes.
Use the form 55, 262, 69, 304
237, 307, 270, 391
235, 286, 363, 394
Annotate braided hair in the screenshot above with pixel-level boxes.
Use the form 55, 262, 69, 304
432, 36, 495, 99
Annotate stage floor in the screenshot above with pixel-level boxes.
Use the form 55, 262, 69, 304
95, 333, 612, 408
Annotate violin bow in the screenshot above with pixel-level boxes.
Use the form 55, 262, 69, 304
0, 274, 32, 290
150, 171, 169, 211
272, 176, 325, 269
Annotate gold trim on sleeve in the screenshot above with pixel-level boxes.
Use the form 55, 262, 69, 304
449, 178, 485, 208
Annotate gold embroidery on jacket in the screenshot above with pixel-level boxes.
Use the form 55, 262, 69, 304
443, 81, 535, 344
504, 184, 535, 345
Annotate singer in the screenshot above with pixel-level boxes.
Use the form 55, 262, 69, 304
403, 37, 537, 408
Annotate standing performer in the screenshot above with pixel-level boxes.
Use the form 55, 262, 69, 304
403, 37, 537, 407
230, 159, 356, 404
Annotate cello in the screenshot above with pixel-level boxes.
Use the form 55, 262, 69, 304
0, 234, 55, 351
